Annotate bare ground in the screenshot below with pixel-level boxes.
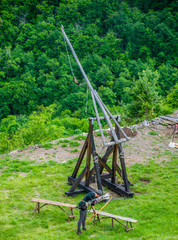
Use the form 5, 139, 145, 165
8, 122, 177, 166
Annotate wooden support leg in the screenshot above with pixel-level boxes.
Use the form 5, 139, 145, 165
126, 221, 128, 232
34, 202, 40, 216
38, 203, 40, 213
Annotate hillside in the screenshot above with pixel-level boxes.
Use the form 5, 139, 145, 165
7, 112, 178, 167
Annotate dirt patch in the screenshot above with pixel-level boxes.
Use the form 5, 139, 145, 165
119, 127, 137, 138
1, 120, 177, 167
139, 179, 151, 184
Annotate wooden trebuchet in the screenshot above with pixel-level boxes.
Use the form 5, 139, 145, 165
65, 117, 133, 198
61, 25, 129, 147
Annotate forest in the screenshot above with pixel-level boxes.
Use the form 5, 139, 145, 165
0, 0, 177, 154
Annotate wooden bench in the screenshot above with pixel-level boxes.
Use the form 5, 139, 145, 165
88, 208, 138, 232
32, 198, 77, 222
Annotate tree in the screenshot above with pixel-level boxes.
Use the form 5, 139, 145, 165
126, 68, 161, 120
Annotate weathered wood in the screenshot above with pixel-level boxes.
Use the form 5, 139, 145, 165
66, 166, 88, 195
112, 144, 117, 183
65, 117, 133, 197
116, 125, 130, 192
98, 157, 112, 174
72, 134, 88, 178
32, 198, 77, 221
88, 210, 137, 223
99, 145, 114, 174
32, 198, 77, 208
91, 133, 102, 192
85, 119, 92, 186
88, 209, 137, 231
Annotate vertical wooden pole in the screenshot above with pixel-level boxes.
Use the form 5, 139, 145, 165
85, 119, 93, 186
72, 134, 88, 178
37, 203, 40, 213
111, 144, 117, 183
91, 134, 103, 192
116, 117, 129, 192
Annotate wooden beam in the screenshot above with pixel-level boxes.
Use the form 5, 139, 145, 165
72, 135, 88, 178
85, 119, 93, 186
66, 166, 88, 195
98, 157, 112, 174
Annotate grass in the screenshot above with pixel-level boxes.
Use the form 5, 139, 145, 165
148, 131, 158, 136
61, 143, 68, 148
96, 131, 109, 137
70, 148, 79, 153
41, 143, 53, 150
69, 141, 80, 147
57, 139, 70, 144
0, 151, 177, 240
73, 135, 87, 141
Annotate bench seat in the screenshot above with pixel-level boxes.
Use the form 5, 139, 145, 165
88, 209, 138, 231
32, 198, 77, 222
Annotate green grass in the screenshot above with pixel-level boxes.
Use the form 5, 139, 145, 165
70, 148, 79, 153
148, 131, 158, 136
57, 139, 70, 144
96, 131, 109, 137
69, 141, 80, 147
73, 135, 87, 141
0, 152, 177, 240
41, 143, 53, 150
61, 143, 68, 148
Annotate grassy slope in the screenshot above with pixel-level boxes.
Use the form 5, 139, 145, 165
0, 151, 177, 240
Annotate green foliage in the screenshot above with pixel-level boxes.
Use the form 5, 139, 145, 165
126, 69, 161, 120
0, 0, 177, 151
0, 0, 177, 123
165, 83, 178, 109
0, 106, 65, 154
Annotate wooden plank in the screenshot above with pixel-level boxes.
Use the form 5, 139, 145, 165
31, 199, 77, 208
88, 209, 137, 223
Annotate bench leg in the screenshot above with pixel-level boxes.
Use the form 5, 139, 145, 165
112, 218, 114, 228
34, 203, 40, 216
68, 208, 76, 222
126, 222, 134, 232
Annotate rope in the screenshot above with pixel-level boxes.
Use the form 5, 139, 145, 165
68, 197, 112, 232
63, 34, 75, 77
85, 85, 89, 114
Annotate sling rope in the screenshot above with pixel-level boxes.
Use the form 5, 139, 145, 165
85, 85, 89, 114
63, 35, 74, 77
63, 34, 80, 85
68, 197, 112, 232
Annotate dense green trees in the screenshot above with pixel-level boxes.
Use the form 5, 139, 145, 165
0, 0, 177, 153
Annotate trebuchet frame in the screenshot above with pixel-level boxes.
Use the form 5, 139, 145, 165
65, 116, 133, 198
